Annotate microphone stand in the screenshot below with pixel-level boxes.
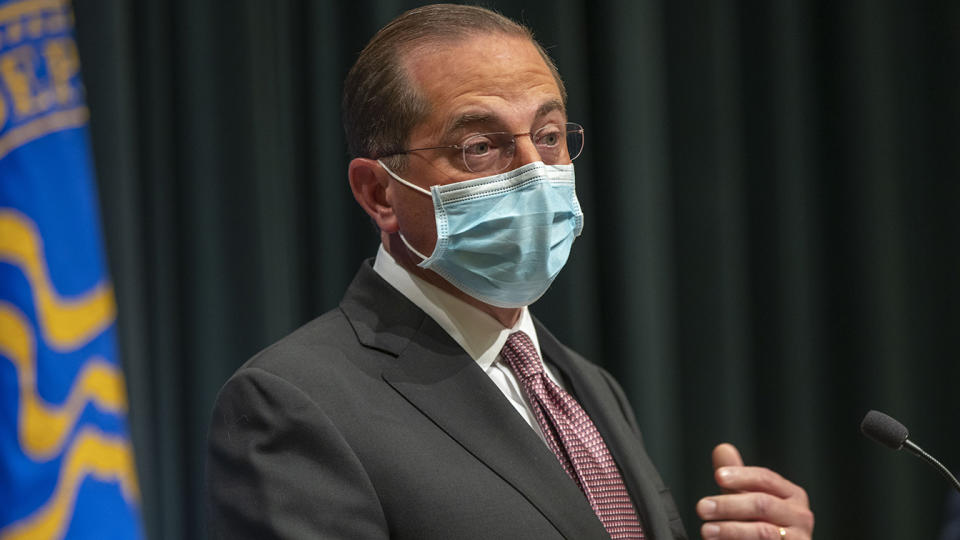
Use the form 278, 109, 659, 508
903, 440, 960, 494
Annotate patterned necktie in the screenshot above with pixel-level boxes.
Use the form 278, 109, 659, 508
501, 331, 644, 539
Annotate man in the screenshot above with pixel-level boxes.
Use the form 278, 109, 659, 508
206, 5, 814, 539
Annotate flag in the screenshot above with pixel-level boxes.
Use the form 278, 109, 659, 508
0, 0, 143, 538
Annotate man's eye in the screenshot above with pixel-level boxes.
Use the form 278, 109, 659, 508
464, 139, 493, 155
536, 131, 561, 147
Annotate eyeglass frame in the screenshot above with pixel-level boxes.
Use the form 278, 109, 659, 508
375, 122, 585, 174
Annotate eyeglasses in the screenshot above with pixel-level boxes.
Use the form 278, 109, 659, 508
379, 122, 584, 175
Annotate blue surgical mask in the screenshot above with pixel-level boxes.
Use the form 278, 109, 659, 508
378, 160, 584, 308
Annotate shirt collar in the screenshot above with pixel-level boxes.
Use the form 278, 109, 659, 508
372, 244, 542, 370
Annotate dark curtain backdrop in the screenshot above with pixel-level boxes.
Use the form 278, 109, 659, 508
71, 1, 960, 538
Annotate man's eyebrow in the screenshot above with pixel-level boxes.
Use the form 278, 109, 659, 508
446, 113, 497, 137
535, 99, 566, 119
444, 99, 567, 138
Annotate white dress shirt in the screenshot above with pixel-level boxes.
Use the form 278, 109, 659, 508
372, 244, 566, 443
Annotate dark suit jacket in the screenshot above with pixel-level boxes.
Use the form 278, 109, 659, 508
206, 261, 687, 539
941, 491, 960, 540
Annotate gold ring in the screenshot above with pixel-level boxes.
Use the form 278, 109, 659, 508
778, 527, 787, 538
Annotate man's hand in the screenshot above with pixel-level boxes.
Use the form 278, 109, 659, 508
696, 443, 814, 539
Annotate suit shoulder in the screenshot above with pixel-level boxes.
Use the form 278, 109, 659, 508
228, 307, 377, 392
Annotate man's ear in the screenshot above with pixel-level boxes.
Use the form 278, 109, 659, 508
348, 158, 399, 233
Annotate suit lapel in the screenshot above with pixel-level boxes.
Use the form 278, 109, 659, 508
340, 263, 607, 539
536, 320, 678, 540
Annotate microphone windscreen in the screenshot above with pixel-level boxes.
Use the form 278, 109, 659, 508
861, 410, 909, 450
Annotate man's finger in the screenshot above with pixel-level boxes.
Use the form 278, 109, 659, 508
696, 492, 812, 527
712, 466, 809, 504
701, 521, 808, 540
712, 443, 744, 494
712, 443, 744, 470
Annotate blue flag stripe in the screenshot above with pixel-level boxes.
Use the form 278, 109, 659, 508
0, 0, 144, 538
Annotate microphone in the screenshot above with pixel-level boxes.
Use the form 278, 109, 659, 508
860, 410, 960, 494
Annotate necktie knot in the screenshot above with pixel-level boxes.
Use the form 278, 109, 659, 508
501, 331, 544, 380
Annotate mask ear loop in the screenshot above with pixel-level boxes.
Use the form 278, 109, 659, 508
398, 234, 430, 261
377, 160, 432, 262
378, 160, 431, 196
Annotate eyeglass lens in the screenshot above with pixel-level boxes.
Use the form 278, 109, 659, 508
461, 122, 584, 173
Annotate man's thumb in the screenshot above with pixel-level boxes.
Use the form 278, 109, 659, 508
712, 442, 744, 470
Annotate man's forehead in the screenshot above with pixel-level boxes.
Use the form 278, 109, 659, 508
403, 32, 536, 67
406, 35, 557, 90
402, 35, 564, 134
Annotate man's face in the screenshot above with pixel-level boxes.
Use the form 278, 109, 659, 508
386, 34, 567, 259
